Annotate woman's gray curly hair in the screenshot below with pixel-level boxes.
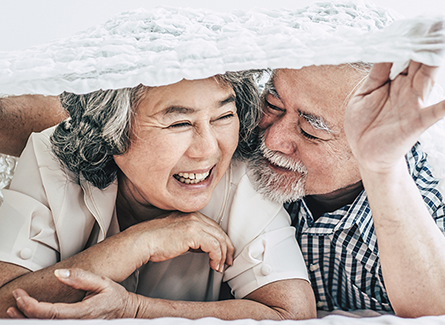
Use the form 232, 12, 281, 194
51, 70, 261, 189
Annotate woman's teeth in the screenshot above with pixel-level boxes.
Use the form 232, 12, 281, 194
176, 171, 210, 184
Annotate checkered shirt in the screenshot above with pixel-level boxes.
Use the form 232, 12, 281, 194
285, 143, 445, 311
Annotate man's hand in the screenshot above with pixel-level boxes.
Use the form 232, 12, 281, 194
7, 268, 139, 319
345, 61, 445, 317
345, 61, 445, 174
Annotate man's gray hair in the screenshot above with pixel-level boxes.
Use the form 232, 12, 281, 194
51, 70, 261, 189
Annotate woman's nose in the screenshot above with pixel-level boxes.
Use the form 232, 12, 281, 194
262, 117, 297, 155
187, 126, 218, 159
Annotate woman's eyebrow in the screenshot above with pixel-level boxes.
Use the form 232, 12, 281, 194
161, 94, 236, 116
220, 94, 236, 106
163, 106, 196, 116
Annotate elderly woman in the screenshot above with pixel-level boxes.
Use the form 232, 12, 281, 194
0, 71, 315, 320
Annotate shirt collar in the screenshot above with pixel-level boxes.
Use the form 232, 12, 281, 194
297, 189, 379, 254
293, 143, 424, 256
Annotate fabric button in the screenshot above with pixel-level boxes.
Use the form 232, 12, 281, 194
317, 301, 325, 308
309, 263, 319, 272
19, 248, 32, 260
260, 264, 272, 276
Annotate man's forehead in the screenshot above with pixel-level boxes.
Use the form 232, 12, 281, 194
273, 66, 362, 105
274, 65, 359, 86
268, 66, 358, 132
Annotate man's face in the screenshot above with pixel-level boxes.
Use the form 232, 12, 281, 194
250, 65, 364, 203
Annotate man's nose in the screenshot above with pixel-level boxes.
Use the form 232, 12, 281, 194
187, 126, 218, 159
262, 117, 297, 155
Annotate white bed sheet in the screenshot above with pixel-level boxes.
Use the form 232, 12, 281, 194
3, 314, 445, 325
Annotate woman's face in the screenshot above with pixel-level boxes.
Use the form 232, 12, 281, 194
114, 77, 239, 212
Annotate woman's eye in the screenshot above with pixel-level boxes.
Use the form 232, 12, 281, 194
301, 128, 318, 140
169, 122, 191, 128
218, 113, 234, 120
212, 113, 235, 124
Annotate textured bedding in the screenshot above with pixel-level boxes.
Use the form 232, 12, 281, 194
2, 314, 445, 324
0, 2, 444, 95
0, 1, 445, 321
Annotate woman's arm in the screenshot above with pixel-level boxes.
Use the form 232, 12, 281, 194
0, 212, 234, 318
135, 277, 315, 320
0, 95, 67, 157
9, 268, 316, 320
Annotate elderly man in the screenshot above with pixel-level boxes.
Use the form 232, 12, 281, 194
247, 61, 445, 317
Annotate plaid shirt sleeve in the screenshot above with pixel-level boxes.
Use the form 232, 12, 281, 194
407, 143, 445, 234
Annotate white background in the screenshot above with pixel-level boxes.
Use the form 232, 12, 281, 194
1, 0, 445, 88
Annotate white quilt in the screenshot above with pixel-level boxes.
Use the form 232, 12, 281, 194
0, 1, 444, 96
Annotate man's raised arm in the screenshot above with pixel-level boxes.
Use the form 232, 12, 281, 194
345, 61, 445, 317
0, 95, 66, 156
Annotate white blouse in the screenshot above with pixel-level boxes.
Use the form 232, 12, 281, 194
0, 127, 308, 300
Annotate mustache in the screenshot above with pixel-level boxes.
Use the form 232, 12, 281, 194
259, 137, 307, 174
247, 132, 307, 203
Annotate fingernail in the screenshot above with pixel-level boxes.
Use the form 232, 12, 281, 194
54, 269, 70, 278
216, 264, 220, 272
6, 307, 15, 318
12, 290, 19, 299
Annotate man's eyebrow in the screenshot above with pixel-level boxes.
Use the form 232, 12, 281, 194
265, 78, 280, 100
265, 74, 334, 134
162, 95, 236, 116
299, 111, 335, 134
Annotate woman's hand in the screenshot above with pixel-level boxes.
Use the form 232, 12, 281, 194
7, 268, 139, 319
0, 212, 234, 319
129, 211, 234, 273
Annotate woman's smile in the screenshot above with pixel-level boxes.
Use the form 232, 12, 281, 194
174, 167, 212, 185
114, 77, 239, 213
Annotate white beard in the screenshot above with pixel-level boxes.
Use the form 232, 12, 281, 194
247, 132, 307, 204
